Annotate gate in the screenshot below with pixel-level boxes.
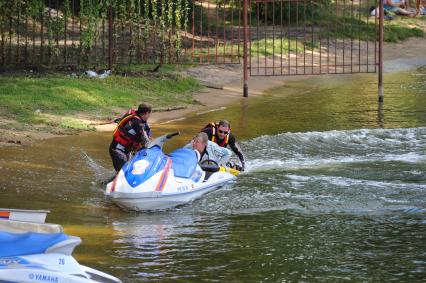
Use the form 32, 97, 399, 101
248, 0, 380, 76
243, 0, 383, 99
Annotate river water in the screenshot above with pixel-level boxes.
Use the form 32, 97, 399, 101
0, 68, 425, 282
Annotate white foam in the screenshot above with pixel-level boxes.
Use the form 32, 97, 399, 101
243, 127, 426, 174
379, 197, 408, 204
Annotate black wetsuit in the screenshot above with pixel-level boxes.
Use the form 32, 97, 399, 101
109, 117, 150, 172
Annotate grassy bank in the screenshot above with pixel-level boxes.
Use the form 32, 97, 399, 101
0, 67, 200, 133
319, 16, 425, 43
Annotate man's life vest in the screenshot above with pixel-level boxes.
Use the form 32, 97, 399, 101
116, 108, 152, 137
112, 114, 142, 150
113, 108, 137, 123
202, 122, 230, 147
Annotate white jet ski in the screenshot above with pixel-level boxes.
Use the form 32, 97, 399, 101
0, 208, 121, 283
105, 132, 239, 211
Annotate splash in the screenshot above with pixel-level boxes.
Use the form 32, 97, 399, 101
81, 150, 114, 185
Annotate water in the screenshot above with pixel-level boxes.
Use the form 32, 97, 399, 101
0, 68, 425, 282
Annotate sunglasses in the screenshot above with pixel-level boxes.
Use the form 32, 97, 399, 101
218, 130, 229, 134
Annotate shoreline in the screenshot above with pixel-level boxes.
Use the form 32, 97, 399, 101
2, 37, 425, 146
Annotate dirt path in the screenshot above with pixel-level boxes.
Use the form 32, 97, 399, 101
1, 37, 425, 146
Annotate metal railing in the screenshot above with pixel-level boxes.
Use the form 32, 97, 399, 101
0, 0, 243, 68
1, 0, 379, 72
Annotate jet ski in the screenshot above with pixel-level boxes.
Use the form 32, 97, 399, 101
105, 132, 239, 211
0, 208, 122, 283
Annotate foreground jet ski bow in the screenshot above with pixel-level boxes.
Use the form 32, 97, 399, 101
0, 208, 122, 283
106, 132, 238, 211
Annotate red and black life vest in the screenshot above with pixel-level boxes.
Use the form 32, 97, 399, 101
203, 122, 230, 147
113, 108, 137, 123
112, 114, 142, 150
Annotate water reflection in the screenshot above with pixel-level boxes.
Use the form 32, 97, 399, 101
109, 212, 232, 281
377, 102, 385, 128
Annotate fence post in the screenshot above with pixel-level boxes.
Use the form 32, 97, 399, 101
243, 0, 249, 97
378, 0, 384, 103
108, 4, 113, 69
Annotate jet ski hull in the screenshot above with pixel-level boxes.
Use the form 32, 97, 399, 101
0, 254, 121, 283
108, 177, 234, 211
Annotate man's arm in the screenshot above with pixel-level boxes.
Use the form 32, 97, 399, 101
144, 123, 152, 138
228, 134, 246, 171
384, 0, 396, 6
131, 119, 150, 148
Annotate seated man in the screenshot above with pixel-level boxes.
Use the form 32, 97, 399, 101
188, 132, 232, 167
201, 120, 246, 171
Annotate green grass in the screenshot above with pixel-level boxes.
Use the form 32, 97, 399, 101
192, 38, 318, 60
319, 15, 424, 43
384, 24, 424, 42
0, 71, 200, 130
250, 38, 318, 56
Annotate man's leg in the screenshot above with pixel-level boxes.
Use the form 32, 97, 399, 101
109, 146, 128, 172
392, 6, 415, 15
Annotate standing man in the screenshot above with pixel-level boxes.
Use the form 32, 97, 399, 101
109, 103, 152, 172
201, 120, 246, 171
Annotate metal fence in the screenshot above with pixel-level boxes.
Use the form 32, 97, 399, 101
0, 0, 244, 68
1, 0, 379, 75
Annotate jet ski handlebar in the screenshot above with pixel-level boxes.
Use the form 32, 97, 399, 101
166, 132, 180, 139
146, 132, 180, 149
